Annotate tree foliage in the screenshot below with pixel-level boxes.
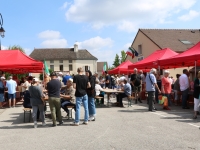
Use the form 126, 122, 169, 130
112, 54, 120, 67
120, 50, 126, 63
8, 45, 25, 54
108, 66, 115, 70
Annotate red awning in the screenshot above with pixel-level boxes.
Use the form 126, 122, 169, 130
108, 60, 149, 74
108, 60, 133, 74
128, 48, 178, 70
159, 41, 200, 68
0, 50, 43, 73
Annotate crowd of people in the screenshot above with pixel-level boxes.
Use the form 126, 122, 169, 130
0, 66, 199, 128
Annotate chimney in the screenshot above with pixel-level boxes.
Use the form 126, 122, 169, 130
74, 42, 78, 52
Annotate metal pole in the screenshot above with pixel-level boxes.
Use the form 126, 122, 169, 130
195, 61, 197, 78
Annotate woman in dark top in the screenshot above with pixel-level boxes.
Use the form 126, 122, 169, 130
86, 70, 96, 121
193, 71, 200, 119
155, 73, 162, 103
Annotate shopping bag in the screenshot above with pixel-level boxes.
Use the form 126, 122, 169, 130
163, 96, 168, 107
158, 95, 164, 104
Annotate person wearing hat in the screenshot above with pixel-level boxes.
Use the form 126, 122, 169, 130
29, 78, 46, 128
57, 72, 63, 82
60, 78, 76, 117
0, 77, 6, 109
6, 76, 17, 108
62, 72, 72, 85
47, 72, 63, 127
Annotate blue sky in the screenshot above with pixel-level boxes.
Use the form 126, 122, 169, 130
0, 0, 200, 66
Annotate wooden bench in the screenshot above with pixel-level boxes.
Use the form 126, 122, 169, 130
23, 108, 32, 123
66, 105, 74, 119
95, 96, 104, 106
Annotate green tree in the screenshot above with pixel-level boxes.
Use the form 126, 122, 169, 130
8, 45, 25, 53
108, 66, 115, 70
112, 54, 120, 67
120, 50, 126, 63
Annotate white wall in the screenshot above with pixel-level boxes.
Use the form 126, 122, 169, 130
45, 60, 97, 75
74, 60, 97, 75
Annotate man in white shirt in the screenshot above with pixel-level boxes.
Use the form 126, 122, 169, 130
179, 69, 190, 109
6, 76, 17, 108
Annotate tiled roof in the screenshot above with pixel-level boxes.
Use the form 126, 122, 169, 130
29, 48, 98, 61
97, 62, 108, 72
139, 29, 200, 52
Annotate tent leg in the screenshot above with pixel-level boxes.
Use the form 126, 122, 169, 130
158, 66, 160, 73
195, 61, 196, 78
43, 68, 45, 84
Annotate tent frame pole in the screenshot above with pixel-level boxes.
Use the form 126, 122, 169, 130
195, 61, 197, 78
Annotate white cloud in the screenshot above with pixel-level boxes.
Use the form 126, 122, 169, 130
41, 39, 67, 48
24, 48, 33, 55
77, 36, 113, 51
65, 0, 197, 32
118, 21, 138, 33
178, 10, 200, 21
75, 36, 114, 65
123, 43, 132, 50
60, 2, 69, 9
38, 30, 61, 39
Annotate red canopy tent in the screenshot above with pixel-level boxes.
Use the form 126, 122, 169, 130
159, 41, 200, 68
108, 60, 133, 75
128, 48, 178, 70
0, 50, 43, 73
108, 60, 149, 75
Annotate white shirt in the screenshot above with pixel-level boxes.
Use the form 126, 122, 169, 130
6, 79, 17, 94
22, 81, 31, 91
169, 78, 173, 84
179, 74, 189, 91
95, 84, 103, 95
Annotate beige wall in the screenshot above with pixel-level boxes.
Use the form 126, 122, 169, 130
45, 59, 97, 75
73, 60, 97, 75
125, 30, 191, 77
30, 59, 96, 79
126, 31, 160, 63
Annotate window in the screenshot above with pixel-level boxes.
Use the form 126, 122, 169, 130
137, 56, 144, 61
59, 65, 63, 71
59, 60, 63, 63
85, 66, 90, 71
138, 45, 142, 55
69, 60, 72, 63
50, 60, 54, 63
69, 64, 73, 71
180, 40, 192, 45
50, 65, 54, 71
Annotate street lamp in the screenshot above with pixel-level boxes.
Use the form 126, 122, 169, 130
0, 13, 5, 50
